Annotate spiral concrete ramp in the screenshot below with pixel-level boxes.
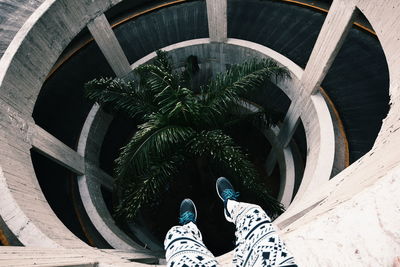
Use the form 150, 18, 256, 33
0, 0, 399, 266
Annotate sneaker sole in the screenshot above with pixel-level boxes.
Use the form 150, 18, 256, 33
216, 177, 229, 201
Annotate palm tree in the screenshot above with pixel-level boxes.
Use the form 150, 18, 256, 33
85, 50, 290, 220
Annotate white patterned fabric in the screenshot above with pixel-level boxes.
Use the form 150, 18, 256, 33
164, 222, 219, 267
164, 200, 297, 267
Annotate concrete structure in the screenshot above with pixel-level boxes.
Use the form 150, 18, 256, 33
0, 0, 398, 266
88, 14, 132, 78
206, 0, 227, 42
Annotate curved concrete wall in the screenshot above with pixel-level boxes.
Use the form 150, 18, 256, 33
0, 0, 127, 250
275, 1, 400, 265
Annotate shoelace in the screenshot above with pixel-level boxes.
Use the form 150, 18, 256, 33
222, 189, 240, 201
179, 211, 195, 225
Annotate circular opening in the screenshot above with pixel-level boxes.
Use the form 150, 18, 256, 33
93, 47, 300, 255
100, 112, 282, 255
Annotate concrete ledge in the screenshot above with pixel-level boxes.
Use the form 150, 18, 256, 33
0, 246, 157, 267
77, 104, 142, 251
32, 125, 85, 175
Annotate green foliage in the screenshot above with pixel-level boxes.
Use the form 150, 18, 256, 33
84, 50, 290, 220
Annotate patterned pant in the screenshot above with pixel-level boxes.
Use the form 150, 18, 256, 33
164, 200, 297, 267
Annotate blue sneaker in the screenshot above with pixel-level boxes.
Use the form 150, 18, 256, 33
178, 199, 197, 225
216, 177, 240, 202
216, 177, 240, 222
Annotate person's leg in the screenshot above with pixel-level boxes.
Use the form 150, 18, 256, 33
164, 199, 219, 267
226, 200, 297, 267
216, 177, 297, 267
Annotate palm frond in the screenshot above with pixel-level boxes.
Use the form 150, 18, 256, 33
200, 59, 290, 125
153, 50, 173, 74
188, 130, 258, 179
115, 152, 184, 220
135, 64, 177, 94
188, 130, 284, 216
84, 77, 157, 118
115, 116, 195, 184
87, 52, 290, 221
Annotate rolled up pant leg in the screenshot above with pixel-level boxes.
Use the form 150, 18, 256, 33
164, 222, 220, 267
226, 200, 297, 267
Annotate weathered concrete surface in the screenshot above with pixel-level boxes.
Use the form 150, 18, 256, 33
206, 0, 227, 42
320, 89, 348, 177
279, 0, 356, 147
88, 14, 131, 77
0, 0, 124, 116
273, 0, 400, 265
0, 0, 130, 251
282, 165, 400, 267
32, 124, 85, 175
0, 246, 159, 266
265, 0, 356, 176
0, 0, 44, 58
0, 100, 85, 248
77, 104, 141, 251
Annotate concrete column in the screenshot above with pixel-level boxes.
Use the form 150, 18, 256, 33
206, 0, 227, 42
30, 123, 113, 190
266, 0, 356, 174
87, 14, 131, 77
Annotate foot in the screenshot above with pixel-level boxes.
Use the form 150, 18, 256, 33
178, 199, 197, 225
216, 177, 240, 222
216, 177, 239, 202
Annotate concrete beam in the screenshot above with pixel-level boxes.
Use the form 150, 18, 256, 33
87, 14, 131, 77
0, 0, 124, 116
0, 101, 87, 248
85, 161, 113, 191
280, 0, 356, 146
206, 0, 227, 42
266, 0, 356, 173
31, 125, 85, 175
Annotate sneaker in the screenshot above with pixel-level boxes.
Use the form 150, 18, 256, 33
216, 177, 240, 202
178, 198, 197, 225
216, 177, 240, 222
